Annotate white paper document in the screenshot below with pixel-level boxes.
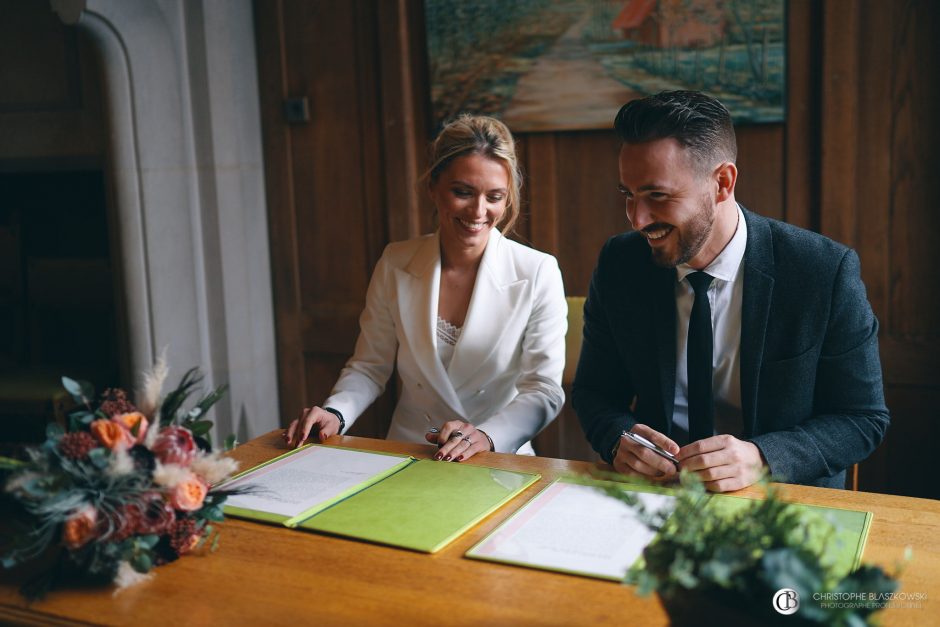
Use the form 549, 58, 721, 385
223, 446, 409, 518
467, 480, 675, 580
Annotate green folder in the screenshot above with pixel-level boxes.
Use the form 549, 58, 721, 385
704, 494, 872, 578
298, 459, 540, 553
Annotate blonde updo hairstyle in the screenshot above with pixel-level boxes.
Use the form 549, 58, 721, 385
424, 114, 522, 236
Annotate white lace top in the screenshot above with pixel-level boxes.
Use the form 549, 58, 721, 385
435, 316, 462, 369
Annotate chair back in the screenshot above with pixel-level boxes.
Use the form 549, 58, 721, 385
563, 296, 585, 386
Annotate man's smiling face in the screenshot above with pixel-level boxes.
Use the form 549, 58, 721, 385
618, 138, 717, 268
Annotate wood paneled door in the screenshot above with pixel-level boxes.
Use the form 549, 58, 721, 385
254, 0, 430, 437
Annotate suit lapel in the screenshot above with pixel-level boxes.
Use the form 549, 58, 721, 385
447, 230, 527, 392
395, 232, 466, 418
651, 263, 677, 434
739, 208, 774, 437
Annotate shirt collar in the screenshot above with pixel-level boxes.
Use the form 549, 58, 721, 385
676, 205, 747, 284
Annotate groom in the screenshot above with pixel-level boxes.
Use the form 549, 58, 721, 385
573, 90, 889, 491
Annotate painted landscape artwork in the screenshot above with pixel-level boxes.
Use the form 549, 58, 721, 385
424, 0, 785, 132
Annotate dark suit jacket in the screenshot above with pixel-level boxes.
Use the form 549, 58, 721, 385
572, 207, 889, 488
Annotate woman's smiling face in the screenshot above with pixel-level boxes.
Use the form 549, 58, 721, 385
430, 153, 509, 258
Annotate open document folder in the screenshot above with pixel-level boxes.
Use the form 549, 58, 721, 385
222, 444, 540, 553
466, 479, 872, 582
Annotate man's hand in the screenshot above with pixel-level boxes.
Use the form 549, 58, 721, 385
677, 434, 766, 492
613, 424, 680, 481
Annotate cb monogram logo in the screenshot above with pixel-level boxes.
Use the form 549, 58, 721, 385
773, 588, 800, 615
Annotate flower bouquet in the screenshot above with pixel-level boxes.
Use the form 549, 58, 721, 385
0, 361, 242, 599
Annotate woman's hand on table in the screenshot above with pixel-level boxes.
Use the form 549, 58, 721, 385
283, 406, 342, 448
424, 420, 492, 462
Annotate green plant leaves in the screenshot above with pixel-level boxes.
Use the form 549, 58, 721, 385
159, 367, 203, 426
130, 552, 152, 573
62, 377, 94, 405
187, 420, 213, 437
591, 471, 901, 625
87, 448, 110, 469
45, 423, 64, 441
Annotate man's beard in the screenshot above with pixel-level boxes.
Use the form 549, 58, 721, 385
650, 196, 715, 268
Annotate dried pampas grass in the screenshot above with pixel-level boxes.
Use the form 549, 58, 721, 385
191, 452, 239, 486
113, 560, 154, 594
138, 348, 169, 420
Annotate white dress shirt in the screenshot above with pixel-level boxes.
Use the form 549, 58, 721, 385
671, 206, 747, 445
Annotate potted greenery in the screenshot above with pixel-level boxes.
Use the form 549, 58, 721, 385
595, 472, 902, 626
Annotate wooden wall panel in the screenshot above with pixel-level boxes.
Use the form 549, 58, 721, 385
784, 0, 820, 231
821, 0, 940, 498
543, 131, 625, 297
735, 125, 784, 221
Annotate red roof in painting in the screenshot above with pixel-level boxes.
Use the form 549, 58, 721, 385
612, 0, 657, 30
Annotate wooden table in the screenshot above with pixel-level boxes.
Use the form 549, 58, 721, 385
2, 432, 938, 626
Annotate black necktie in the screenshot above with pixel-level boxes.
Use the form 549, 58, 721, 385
687, 271, 715, 442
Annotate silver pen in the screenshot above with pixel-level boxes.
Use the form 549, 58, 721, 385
621, 430, 680, 468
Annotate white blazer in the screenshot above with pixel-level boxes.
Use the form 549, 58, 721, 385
323, 229, 567, 454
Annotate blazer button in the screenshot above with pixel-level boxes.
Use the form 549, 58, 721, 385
417, 382, 423, 389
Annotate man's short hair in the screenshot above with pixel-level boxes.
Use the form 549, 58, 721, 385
614, 90, 737, 172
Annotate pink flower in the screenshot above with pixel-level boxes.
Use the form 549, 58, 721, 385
63, 505, 99, 549
152, 426, 196, 466
169, 475, 208, 511
112, 412, 149, 444
90, 419, 134, 451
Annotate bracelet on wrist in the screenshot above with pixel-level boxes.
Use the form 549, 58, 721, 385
479, 429, 495, 452
323, 407, 345, 435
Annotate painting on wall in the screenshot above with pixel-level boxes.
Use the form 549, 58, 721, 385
424, 0, 785, 132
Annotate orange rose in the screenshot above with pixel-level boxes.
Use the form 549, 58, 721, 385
90, 419, 134, 450
169, 475, 208, 511
112, 411, 149, 443
63, 505, 98, 549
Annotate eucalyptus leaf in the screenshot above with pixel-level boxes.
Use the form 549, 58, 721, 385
201, 506, 225, 522
62, 377, 95, 405
45, 423, 64, 441
138, 534, 160, 549
61, 376, 84, 402
87, 448, 110, 469
72, 411, 95, 424
131, 552, 152, 573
